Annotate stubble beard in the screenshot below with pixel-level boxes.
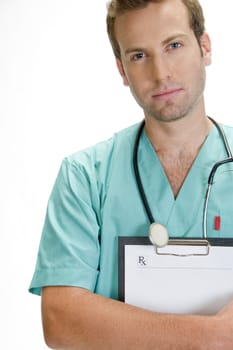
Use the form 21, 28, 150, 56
144, 99, 195, 123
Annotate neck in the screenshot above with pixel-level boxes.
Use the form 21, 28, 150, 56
144, 114, 213, 153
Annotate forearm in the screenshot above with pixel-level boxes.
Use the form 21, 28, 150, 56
41, 286, 229, 350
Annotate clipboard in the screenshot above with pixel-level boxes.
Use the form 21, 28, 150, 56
118, 237, 233, 315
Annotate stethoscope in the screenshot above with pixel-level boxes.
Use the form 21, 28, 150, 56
133, 117, 233, 248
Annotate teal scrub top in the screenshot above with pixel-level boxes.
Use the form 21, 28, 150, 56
29, 122, 233, 299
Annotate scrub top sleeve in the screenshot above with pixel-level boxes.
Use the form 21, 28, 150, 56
29, 157, 101, 296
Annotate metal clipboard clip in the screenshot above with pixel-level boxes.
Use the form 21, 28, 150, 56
155, 239, 210, 257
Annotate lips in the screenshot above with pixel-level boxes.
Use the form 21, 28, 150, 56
152, 88, 183, 100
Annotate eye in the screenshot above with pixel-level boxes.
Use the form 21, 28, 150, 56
132, 52, 145, 61
168, 42, 182, 50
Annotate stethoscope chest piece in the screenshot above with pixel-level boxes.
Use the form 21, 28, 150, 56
149, 223, 169, 248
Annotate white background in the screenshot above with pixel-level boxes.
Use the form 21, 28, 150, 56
0, 1, 232, 348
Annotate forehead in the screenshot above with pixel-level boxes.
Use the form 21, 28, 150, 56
114, 0, 194, 50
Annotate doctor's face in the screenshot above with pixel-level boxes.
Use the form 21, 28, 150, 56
115, 0, 211, 123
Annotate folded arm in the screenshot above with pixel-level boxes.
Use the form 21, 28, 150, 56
42, 286, 233, 350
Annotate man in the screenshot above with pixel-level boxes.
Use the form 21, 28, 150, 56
29, 0, 233, 348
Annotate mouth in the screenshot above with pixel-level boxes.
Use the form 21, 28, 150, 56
152, 88, 183, 100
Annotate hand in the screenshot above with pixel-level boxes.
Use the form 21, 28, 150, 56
217, 300, 233, 319
212, 301, 233, 349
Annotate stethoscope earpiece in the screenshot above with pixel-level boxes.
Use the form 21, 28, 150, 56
149, 223, 169, 248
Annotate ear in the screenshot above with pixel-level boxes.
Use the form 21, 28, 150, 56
200, 32, 212, 66
116, 58, 129, 86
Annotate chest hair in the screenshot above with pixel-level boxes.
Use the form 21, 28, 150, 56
157, 149, 197, 198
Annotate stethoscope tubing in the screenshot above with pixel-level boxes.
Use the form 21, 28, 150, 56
133, 117, 233, 242
133, 119, 155, 224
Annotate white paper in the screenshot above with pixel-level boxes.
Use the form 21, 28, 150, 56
124, 244, 233, 315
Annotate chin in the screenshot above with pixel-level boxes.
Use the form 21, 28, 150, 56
147, 109, 190, 123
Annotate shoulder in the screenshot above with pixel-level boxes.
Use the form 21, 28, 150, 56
56, 123, 141, 192
220, 123, 233, 150
221, 123, 233, 134
65, 123, 140, 172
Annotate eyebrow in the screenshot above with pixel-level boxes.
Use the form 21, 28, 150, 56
162, 33, 188, 45
124, 33, 189, 56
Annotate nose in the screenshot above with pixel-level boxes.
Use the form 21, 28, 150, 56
150, 55, 171, 82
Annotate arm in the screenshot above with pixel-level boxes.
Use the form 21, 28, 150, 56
42, 286, 233, 350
